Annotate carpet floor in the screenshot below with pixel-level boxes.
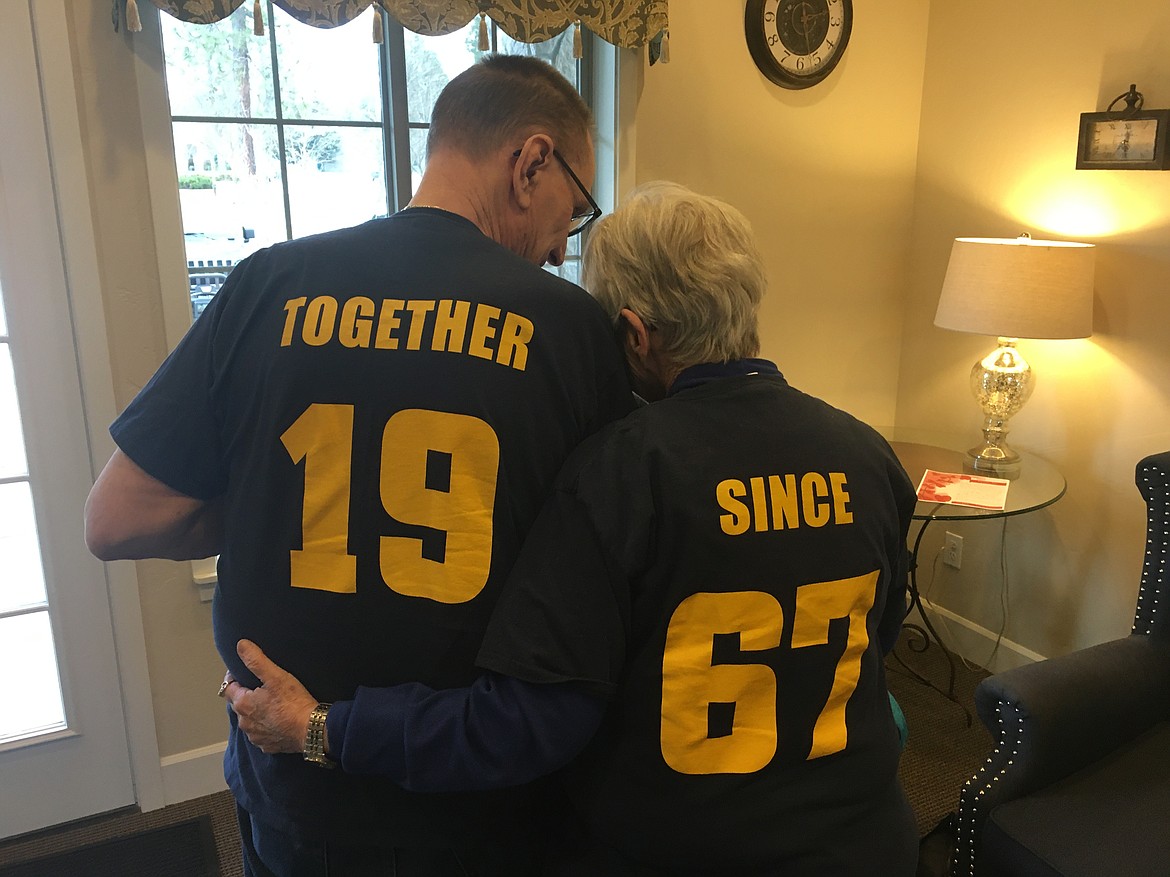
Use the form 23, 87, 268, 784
0, 791, 241, 877
0, 816, 217, 877
888, 627, 994, 837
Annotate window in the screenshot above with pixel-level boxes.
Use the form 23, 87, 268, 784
0, 274, 66, 744
159, 3, 591, 320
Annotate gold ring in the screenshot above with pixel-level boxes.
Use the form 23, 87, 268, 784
217, 679, 231, 697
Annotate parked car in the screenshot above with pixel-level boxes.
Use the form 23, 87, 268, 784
182, 229, 257, 318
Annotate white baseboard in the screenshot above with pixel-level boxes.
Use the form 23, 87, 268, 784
910, 600, 1046, 673
157, 741, 228, 808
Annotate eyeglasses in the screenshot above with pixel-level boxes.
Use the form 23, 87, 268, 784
513, 147, 602, 236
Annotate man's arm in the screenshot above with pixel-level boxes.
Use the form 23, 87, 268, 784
85, 448, 224, 561
224, 639, 606, 792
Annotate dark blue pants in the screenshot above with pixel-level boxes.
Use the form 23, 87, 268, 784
237, 804, 536, 877
542, 782, 919, 877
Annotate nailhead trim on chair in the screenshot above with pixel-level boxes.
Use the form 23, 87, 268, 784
953, 453, 1169, 876
1134, 461, 1167, 637
953, 700, 1024, 876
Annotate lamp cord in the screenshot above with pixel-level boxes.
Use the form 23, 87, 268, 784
919, 516, 1011, 673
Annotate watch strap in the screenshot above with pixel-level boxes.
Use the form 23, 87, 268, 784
303, 702, 337, 768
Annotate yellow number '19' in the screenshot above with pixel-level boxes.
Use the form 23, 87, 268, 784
280, 403, 357, 593
379, 409, 498, 603
660, 570, 878, 775
280, 404, 499, 603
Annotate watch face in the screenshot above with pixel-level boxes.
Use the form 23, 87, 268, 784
1087, 118, 1158, 162
745, 0, 853, 89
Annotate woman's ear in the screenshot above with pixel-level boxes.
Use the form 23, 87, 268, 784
617, 306, 670, 401
618, 307, 652, 358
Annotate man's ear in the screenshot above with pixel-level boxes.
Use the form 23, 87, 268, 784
511, 134, 555, 210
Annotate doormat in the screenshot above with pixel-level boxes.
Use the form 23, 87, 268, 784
0, 816, 217, 877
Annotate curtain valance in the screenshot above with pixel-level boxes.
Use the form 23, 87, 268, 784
128, 1, 667, 53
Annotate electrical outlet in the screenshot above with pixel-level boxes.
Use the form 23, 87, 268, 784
943, 532, 963, 569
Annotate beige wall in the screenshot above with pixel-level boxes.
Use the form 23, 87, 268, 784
895, 0, 1170, 662
56, 0, 1170, 765
68, 2, 227, 757
633, 1, 931, 427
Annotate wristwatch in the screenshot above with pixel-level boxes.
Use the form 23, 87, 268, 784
303, 702, 337, 768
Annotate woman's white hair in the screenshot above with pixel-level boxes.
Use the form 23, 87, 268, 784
582, 181, 767, 366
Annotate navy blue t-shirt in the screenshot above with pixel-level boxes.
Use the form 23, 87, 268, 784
477, 366, 918, 873
111, 208, 633, 847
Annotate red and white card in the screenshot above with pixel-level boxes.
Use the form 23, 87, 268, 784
915, 469, 1010, 510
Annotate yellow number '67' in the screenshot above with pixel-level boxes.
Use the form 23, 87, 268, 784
280, 403, 499, 603
660, 571, 878, 775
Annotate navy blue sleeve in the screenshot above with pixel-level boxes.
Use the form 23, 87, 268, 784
878, 547, 911, 655
878, 449, 918, 655
325, 672, 606, 792
109, 270, 237, 500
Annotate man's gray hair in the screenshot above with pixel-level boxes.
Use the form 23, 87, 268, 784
583, 181, 767, 365
428, 54, 593, 161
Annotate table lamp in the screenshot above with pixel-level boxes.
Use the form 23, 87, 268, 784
933, 234, 1095, 475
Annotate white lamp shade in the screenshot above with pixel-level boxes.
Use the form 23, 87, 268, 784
934, 237, 1095, 339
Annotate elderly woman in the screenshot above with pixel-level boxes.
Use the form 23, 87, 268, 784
228, 182, 919, 876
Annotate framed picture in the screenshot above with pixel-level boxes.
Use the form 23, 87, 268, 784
1076, 109, 1170, 170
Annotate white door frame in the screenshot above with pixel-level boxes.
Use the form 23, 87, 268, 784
0, 0, 164, 825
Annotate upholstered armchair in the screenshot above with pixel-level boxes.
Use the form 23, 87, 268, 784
952, 451, 1170, 877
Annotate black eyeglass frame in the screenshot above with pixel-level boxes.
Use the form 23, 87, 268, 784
552, 149, 602, 236
512, 147, 603, 236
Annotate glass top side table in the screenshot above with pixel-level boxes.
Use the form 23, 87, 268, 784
887, 440, 1067, 719
891, 441, 1067, 521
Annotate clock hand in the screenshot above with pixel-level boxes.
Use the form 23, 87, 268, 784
799, 4, 814, 52
797, 4, 828, 53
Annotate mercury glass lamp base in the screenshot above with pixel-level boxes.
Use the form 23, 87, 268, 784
966, 442, 1022, 478
965, 338, 1033, 478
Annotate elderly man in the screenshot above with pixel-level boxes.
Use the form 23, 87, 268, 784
225, 182, 919, 875
85, 55, 632, 876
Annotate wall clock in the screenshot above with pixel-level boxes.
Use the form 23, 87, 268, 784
745, 0, 853, 90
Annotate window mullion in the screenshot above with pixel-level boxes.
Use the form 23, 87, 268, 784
578, 30, 594, 117
375, 13, 395, 215
173, 115, 381, 130
383, 18, 413, 211
0, 605, 49, 623
265, 0, 293, 240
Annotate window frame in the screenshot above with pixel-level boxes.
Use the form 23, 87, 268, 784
132, 7, 636, 597
157, 3, 599, 322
